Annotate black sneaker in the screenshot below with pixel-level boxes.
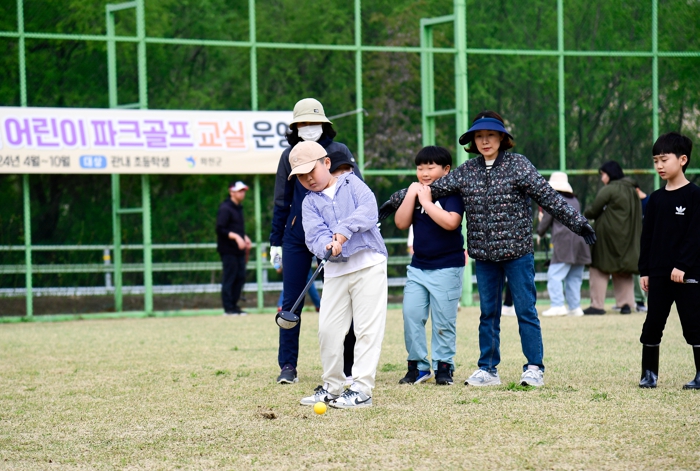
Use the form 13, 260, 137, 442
435, 361, 454, 385
620, 304, 631, 314
583, 306, 606, 315
276, 364, 298, 384
398, 361, 433, 384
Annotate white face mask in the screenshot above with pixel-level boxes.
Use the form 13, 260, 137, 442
298, 125, 323, 142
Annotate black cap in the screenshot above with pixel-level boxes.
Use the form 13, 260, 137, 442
329, 151, 356, 173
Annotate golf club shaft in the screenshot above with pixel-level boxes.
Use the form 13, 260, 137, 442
288, 248, 333, 314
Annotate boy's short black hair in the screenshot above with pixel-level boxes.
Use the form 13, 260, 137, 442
652, 132, 693, 173
414, 146, 452, 168
598, 160, 625, 181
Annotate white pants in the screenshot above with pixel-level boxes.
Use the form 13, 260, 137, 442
319, 260, 387, 396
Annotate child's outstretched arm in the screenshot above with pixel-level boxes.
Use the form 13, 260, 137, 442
416, 185, 462, 230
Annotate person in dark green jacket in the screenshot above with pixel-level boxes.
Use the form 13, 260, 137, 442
583, 161, 642, 315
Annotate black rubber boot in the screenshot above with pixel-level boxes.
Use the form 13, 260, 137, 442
639, 344, 659, 388
682, 346, 700, 390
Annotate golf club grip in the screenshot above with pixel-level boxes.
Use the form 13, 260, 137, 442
323, 248, 333, 261
288, 248, 333, 314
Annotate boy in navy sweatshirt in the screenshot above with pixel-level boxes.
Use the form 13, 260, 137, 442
393, 146, 465, 386
638, 132, 700, 390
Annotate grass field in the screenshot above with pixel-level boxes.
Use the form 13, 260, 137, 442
1, 306, 699, 470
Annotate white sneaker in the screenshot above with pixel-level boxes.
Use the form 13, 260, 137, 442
568, 307, 584, 317
328, 388, 372, 409
300, 384, 339, 406
464, 369, 501, 386
520, 368, 544, 387
541, 305, 569, 317
501, 305, 516, 317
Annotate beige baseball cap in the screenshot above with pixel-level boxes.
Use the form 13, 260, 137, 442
290, 98, 332, 125
288, 141, 328, 180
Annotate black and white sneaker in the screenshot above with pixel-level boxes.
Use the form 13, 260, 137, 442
435, 361, 454, 385
300, 384, 339, 405
276, 364, 298, 384
328, 388, 372, 409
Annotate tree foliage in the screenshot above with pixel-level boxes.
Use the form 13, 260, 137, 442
1, 0, 699, 269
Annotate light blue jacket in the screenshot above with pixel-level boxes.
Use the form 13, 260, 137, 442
302, 172, 387, 262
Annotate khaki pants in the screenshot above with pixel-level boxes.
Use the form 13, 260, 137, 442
588, 266, 635, 309
319, 260, 387, 397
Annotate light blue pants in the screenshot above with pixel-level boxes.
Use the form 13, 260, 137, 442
403, 265, 463, 372
546, 262, 584, 309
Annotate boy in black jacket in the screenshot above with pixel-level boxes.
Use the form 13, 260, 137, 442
638, 132, 700, 390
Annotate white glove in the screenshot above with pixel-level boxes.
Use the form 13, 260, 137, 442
270, 246, 283, 269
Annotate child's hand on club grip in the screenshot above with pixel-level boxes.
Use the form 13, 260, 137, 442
325, 234, 347, 257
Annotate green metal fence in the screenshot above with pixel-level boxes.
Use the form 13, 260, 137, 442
1, 0, 698, 320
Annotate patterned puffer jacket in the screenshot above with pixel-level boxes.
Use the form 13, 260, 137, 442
388, 151, 590, 262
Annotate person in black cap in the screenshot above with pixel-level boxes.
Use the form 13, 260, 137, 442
329, 151, 357, 176
378, 110, 596, 388
216, 181, 251, 315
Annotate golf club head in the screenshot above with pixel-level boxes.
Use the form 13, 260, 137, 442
275, 310, 300, 329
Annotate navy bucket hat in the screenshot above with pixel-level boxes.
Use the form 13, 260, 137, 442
458, 117, 514, 146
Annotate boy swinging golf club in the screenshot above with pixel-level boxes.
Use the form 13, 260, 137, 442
289, 141, 388, 409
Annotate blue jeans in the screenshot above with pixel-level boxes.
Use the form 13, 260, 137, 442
546, 263, 584, 309
474, 253, 544, 373
278, 242, 313, 369
403, 266, 463, 371
277, 268, 321, 310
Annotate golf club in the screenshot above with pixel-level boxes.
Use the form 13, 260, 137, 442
276, 248, 333, 329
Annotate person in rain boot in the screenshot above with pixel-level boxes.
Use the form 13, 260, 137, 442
638, 132, 700, 389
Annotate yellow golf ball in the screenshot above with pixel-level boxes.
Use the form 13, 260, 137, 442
313, 401, 327, 415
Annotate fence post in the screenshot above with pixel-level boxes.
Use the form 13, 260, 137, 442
354, 0, 365, 170
111, 174, 123, 311
142, 174, 153, 314
254, 175, 264, 309
651, 0, 660, 191
23, 174, 33, 317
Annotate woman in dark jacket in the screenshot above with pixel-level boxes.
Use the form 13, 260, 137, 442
269, 98, 358, 384
583, 161, 642, 315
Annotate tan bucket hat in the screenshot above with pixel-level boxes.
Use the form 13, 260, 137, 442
548, 171, 573, 193
290, 98, 332, 125
288, 141, 328, 180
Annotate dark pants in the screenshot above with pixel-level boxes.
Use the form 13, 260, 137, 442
221, 253, 247, 313
278, 241, 356, 374
640, 276, 700, 345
